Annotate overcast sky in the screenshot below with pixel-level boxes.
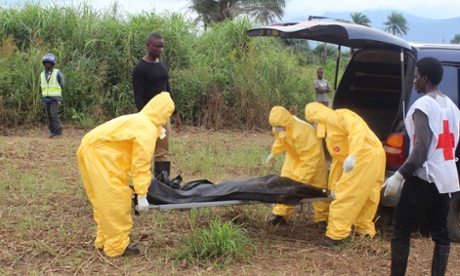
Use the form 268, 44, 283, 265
3, 0, 460, 20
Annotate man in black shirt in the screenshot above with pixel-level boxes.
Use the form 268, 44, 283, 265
132, 32, 182, 177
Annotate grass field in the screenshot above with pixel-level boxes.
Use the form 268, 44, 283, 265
1, 126, 460, 275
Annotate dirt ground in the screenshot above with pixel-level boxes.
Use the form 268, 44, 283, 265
1, 126, 460, 275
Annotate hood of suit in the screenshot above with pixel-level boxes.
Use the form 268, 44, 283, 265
305, 102, 343, 138
140, 92, 175, 127
269, 106, 295, 128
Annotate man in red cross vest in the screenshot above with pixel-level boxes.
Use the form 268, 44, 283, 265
382, 57, 460, 276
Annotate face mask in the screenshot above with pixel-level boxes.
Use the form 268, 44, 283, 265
273, 126, 287, 139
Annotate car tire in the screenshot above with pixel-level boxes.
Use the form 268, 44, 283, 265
447, 192, 460, 243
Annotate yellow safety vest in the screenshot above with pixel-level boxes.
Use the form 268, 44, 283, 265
41, 69, 62, 97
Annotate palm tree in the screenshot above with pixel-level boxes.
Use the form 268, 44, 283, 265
350, 12, 371, 27
451, 34, 460, 44
383, 11, 409, 36
188, 0, 286, 26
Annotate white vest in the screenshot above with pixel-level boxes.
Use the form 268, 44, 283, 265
405, 95, 460, 194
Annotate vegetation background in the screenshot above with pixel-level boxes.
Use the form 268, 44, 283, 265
0, 3, 348, 130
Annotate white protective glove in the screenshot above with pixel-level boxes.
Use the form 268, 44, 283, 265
343, 156, 357, 173
382, 171, 405, 197
329, 190, 335, 200
159, 127, 166, 139
265, 153, 276, 169
136, 196, 150, 212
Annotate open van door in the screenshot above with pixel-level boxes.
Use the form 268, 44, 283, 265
246, 20, 411, 50
247, 20, 412, 109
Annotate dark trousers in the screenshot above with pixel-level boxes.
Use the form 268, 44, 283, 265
44, 100, 62, 135
392, 176, 451, 246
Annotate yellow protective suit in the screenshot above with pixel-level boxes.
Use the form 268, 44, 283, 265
269, 106, 329, 222
305, 102, 385, 240
76, 92, 175, 257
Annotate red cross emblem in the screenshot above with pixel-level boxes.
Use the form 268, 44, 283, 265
436, 120, 455, 160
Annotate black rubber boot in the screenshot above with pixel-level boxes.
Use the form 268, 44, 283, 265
432, 244, 450, 276
315, 236, 344, 247
121, 246, 140, 256
390, 242, 410, 276
54, 127, 62, 137
268, 215, 287, 225
154, 161, 170, 178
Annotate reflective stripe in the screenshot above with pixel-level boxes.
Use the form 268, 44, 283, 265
41, 69, 62, 97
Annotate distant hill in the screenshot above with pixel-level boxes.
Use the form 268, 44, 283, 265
285, 9, 460, 44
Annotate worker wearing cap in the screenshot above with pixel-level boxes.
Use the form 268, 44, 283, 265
40, 53, 65, 138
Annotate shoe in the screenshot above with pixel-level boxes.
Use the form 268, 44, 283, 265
315, 221, 327, 231
268, 215, 287, 225
121, 246, 140, 256
315, 237, 343, 247
53, 134, 61, 139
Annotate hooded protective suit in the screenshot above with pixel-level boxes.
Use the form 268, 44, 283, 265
305, 102, 385, 240
269, 106, 329, 222
76, 92, 174, 257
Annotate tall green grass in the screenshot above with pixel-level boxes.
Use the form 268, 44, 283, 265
0, 3, 348, 129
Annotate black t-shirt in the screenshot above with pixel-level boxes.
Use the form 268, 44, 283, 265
132, 59, 175, 112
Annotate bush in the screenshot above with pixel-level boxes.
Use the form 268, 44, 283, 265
173, 217, 254, 268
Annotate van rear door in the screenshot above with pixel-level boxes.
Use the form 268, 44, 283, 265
247, 21, 414, 141
246, 20, 411, 50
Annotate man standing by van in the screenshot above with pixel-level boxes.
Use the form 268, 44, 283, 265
382, 57, 460, 275
313, 68, 331, 106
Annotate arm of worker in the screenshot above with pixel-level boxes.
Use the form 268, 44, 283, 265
131, 124, 157, 199
325, 80, 331, 93
345, 113, 367, 155
265, 134, 286, 168
57, 70, 65, 89
165, 80, 182, 132
173, 110, 182, 132
296, 132, 324, 184
132, 65, 146, 112
314, 80, 331, 94
383, 109, 431, 196
313, 81, 323, 93
398, 109, 431, 179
